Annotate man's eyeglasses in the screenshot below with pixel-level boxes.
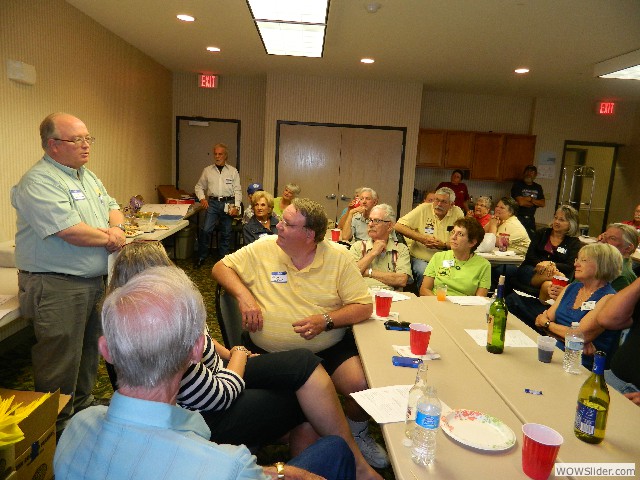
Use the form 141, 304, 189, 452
280, 218, 306, 228
366, 218, 391, 225
53, 136, 96, 146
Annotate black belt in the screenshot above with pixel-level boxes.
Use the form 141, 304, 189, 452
209, 195, 235, 202
19, 270, 104, 280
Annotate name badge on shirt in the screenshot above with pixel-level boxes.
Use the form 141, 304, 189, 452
443, 259, 455, 268
225, 178, 233, 184
581, 301, 596, 311
424, 226, 434, 235
557, 246, 567, 254
70, 189, 86, 200
271, 271, 288, 283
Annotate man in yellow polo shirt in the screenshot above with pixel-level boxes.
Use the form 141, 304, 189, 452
213, 198, 390, 469
394, 187, 464, 290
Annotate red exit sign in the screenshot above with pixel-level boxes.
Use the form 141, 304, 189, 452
597, 102, 615, 115
198, 74, 218, 89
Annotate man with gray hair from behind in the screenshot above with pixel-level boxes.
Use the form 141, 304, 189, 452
351, 204, 413, 291
394, 186, 464, 290
55, 266, 356, 480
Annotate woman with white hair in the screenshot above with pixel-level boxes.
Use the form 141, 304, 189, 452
467, 195, 492, 228
273, 183, 301, 220
535, 243, 623, 369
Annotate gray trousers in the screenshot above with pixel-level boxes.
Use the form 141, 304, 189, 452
18, 272, 105, 431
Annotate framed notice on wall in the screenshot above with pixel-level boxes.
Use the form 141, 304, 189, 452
537, 152, 556, 179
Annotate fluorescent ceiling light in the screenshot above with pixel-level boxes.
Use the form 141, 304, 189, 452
206, 46, 221, 52
514, 68, 529, 74
594, 49, 640, 80
177, 14, 195, 22
247, 0, 330, 58
361, 58, 375, 64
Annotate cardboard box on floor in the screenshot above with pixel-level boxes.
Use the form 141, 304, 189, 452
0, 389, 70, 480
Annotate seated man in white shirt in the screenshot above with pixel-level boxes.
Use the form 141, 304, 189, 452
54, 266, 355, 480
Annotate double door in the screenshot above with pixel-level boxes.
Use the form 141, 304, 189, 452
277, 123, 405, 221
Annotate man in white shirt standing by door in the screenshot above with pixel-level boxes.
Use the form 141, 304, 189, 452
194, 143, 242, 268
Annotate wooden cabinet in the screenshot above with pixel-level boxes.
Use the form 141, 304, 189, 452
416, 129, 473, 168
416, 128, 536, 181
500, 134, 537, 181
471, 133, 503, 180
416, 129, 445, 167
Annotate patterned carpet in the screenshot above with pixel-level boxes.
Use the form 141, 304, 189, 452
0, 254, 394, 478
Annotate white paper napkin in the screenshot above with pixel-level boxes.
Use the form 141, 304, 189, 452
393, 345, 441, 360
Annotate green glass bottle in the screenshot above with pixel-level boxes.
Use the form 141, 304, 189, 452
486, 275, 507, 354
574, 351, 609, 444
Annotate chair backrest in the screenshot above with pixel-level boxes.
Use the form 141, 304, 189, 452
215, 284, 243, 348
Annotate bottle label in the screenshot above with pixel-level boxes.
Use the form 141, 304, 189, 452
486, 315, 495, 344
415, 411, 440, 430
575, 401, 596, 435
567, 339, 584, 351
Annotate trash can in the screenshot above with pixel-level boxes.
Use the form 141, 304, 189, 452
175, 225, 195, 260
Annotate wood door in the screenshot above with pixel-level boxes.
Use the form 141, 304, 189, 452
177, 118, 239, 194
339, 128, 404, 215
500, 134, 536, 181
443, 131, 473, 169
277, 124, 404, 221
416, 129, 444, 167
277, 124, 342, 219
471, 133, 504, 180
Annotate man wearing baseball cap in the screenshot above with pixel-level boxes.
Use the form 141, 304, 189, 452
243, 183, 263, 225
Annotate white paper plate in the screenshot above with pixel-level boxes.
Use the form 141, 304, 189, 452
441, 409, 516, 451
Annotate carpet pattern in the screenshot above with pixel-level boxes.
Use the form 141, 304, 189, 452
0, 255, 394, 478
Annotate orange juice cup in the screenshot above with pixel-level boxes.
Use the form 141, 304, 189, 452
436, 284, 447, 301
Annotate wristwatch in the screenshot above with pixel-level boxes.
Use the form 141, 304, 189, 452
323, 313, 334, 331
543, 318, 551, 330
367, 267, 373, 278
274, 462, 285, 479
113, 223, 126, 231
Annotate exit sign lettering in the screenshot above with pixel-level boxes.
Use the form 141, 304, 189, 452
198, 74, 218, 89
597, 102, 615, 115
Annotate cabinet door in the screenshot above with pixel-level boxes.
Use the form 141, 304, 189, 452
500, 135, 536, 181
416, 129, 444, 167
471, 133, 503, 180
443, 131, 473, 169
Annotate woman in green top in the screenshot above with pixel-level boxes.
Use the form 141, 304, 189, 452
420, 217, 491, 297
273, 182, 301, 220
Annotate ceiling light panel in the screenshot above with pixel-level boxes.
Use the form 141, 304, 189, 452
594, 49, 640, 81
247, 0, 330, 58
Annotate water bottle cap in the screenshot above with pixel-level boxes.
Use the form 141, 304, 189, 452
571, 322, 580, 328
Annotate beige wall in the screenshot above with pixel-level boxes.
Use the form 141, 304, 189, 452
0, 0, 172, 240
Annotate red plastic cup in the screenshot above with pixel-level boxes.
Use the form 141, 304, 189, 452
409, 323, 432, 355
375, 291, 393, 317
331, 228, 341, 241
551, 275, 569, 288
522, 423, 563, 480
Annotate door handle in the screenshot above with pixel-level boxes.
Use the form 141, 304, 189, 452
340, 195, 351, 201
326, 194, 336, 200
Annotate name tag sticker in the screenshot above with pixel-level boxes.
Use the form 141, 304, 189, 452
581, 301, 596, 311
271, 271, 288, 283
424, 227, 434, 235
443, 259, 455, 268
225, 178, 233, 184
556, 246, 567, 254
70, 189, 86, 200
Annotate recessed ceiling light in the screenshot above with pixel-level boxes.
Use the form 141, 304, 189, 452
514, 68, 530, 74
177, 14, 195, 22
206, 47, 221, 52
361, 58, 375, 64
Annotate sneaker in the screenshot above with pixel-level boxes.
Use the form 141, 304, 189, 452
354, 427, 390, 469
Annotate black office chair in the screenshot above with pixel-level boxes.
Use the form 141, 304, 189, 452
214, 284, 243, 348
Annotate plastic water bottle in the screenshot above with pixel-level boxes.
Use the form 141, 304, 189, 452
563, 322, 584, 374
411, 386, 441, 466
405, 363, 428, 439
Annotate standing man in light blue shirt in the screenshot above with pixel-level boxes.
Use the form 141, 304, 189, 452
55, 266, 356, 480
194, 143, 242, 268
11, 113, 126, 434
